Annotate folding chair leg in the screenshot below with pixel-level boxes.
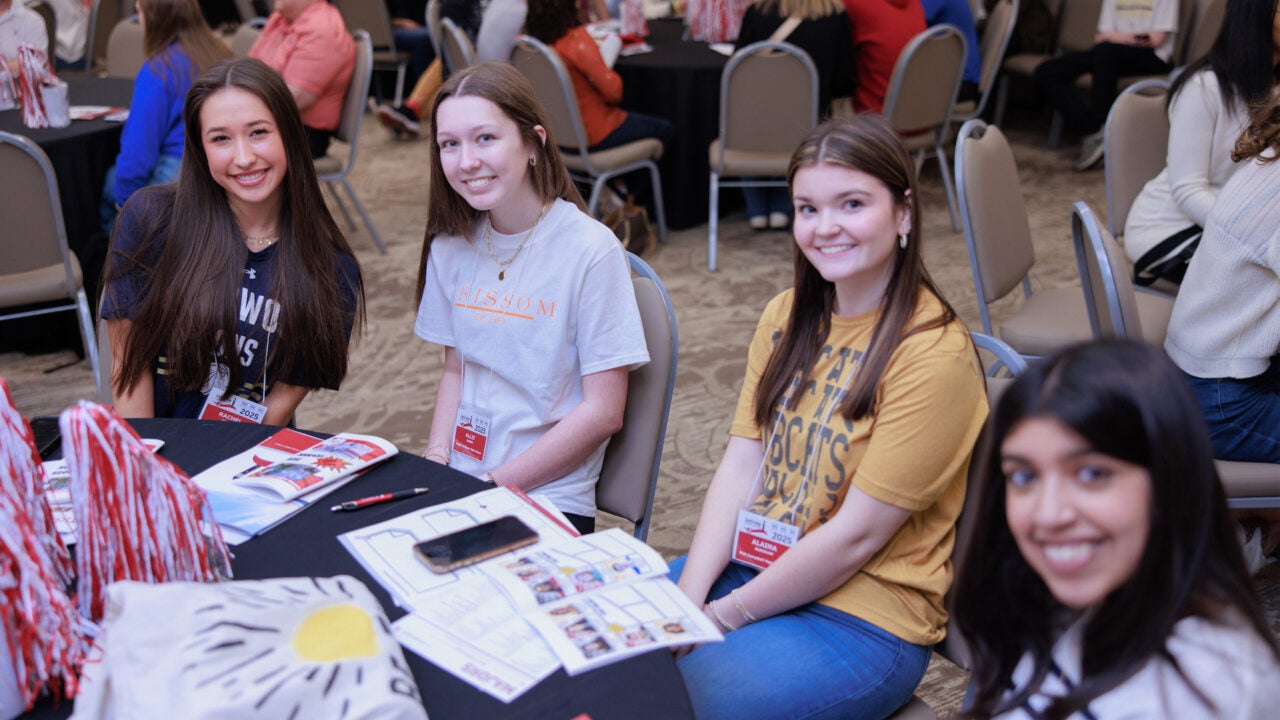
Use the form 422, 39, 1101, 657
645, 161, 667, 244
341, 179, 387, 254
394, 65, 406, 107
994, 76, 1009, 127
935, 144, 960, 231
1048, 111, 1063, 149
586, 178, 605, 218
327, 181, 357, 231
74, 289, 103, 402
708, 173, 719, 271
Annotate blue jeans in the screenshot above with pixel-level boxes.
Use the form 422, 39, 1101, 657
589, 111, 674, 152
100, 154, 182, 237
743, 186, 791, 220
1183, 360, 1280, 462
668, 557, 931, 720
392, 26, 435, 85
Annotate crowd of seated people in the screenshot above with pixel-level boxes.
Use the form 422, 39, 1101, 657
9, 0, 1280, 717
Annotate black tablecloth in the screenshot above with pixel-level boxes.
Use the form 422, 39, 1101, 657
616, 19, 729, 231
23, 419, 695, 720
0, 76, 133, 355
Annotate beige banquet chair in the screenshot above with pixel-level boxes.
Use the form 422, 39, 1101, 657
1103, 79, 1170, 240
597, 253, 678, 541
511, 36, 668, 243
0, 131, 102, 400
229, 22, 262, 58
993, 0, 1102, 136
426, 0, 443, 60
882, 24, 967, 231
85, 0, 133, 75
335, 0, 409, 105
1070, 201, 1279, 509
105, 16, 144, 79
29, 0, 56, 63
706, 40, 818, 272
954, 120, 1172, 359
314, 30, 386, 254
440, 16, 475, 74
947, 0, 1018, 135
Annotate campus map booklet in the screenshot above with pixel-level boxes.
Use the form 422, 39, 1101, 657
192, 429, 397, 544
340, 493, 721, 702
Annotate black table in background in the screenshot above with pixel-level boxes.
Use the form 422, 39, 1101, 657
22, 419, 696, 720
0, 75, 132, 355
616, 18, 729, 231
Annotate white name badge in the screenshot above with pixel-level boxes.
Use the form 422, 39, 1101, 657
199, 393, 266, 424
731, 509, 799, 570
452, 405, 492, 462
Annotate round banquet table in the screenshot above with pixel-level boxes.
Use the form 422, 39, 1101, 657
21, 419, 696, 720
615, 18, 730, 231
0, 75, 133, 354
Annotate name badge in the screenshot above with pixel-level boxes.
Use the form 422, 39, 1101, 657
452, 405, 491, 462
199, 394, 266, 424
731, 509, 799, 570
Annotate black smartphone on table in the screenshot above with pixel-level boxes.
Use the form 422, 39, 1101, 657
414, 515, 540, 574
29, 415, 61, 459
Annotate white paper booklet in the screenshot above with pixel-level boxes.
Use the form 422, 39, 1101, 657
193, 429, 389, 545
338, 486, 578, 611
42, 438, 164, 545
232, 432, 396, 501
391, 528, 721, 702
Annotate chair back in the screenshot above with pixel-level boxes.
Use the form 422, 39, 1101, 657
440, 16, 475, 74
955, 120, 1036, 334
1104, 79, 1170, 237
30, 0, 56, 64
1184, 0, 1225, 65
0, 132, 74, 284
1055, 0, 1103, 54
229, 22, 262, 57
511, 36, 593, 154
105, 17, 144, 79
231, 0, 258, 22
972, 331, 1028, 380
975, 0, 1017, 101
426, 0, 443, 59
333, 0, 396, 52
333, 30, 372, 150
1073, 201, 1144, 339
883, 24, 966, 136
715, 40, 818, 165
86, 0, 130, 74
597, 254, 678, 541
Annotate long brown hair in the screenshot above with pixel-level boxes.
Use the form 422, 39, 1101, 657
107, 58, 363, 401
753, 114, 961, 428
415, 61, 585, 301
138, 0, 232, 81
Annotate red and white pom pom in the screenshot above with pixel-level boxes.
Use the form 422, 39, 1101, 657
0, 379, 82, 710
16, 43, 54, 128
61, 402, 232, 622
621, 0, 649, 38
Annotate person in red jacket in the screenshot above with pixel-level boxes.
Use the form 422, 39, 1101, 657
841, 0, 925, 114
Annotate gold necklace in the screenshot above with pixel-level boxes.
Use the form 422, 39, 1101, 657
485, 204, 547, 281
243, 226, 280, 249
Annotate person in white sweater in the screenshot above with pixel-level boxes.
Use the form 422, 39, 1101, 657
1124, 0, 1280, 287
952, 340, 1280, 719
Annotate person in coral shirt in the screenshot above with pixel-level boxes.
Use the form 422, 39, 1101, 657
249, 0, 354, 157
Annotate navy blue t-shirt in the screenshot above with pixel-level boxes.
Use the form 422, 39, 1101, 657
102, 188, 359, 419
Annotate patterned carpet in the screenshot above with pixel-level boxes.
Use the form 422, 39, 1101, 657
5, 115, 1277, 718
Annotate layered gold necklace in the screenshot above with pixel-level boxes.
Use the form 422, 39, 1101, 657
484, 204, 547, 281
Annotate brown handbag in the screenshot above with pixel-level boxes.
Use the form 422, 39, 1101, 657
601, 196, 656, 257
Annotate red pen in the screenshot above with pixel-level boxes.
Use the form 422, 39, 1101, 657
331, 487, 429, 512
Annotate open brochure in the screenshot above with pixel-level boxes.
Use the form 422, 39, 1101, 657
193, 429, 395, 545
232, 432, 396, 501
367, 523, 721, 702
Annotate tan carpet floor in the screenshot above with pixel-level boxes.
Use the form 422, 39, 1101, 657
5, 113, 1278, 718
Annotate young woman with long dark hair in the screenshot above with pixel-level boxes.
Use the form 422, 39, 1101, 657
1124, 0, 1280, 285
953, 340, 1280, 718
670, 114, 987, 720
102, 58, 364, 426
414, 62, 648, 535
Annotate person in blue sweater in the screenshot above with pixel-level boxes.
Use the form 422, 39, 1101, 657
100, 0, 231, 234
921, 0, 981, 103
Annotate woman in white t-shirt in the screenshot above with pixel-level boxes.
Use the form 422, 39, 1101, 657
414, 61, 649, 534
952, 340, 1280, 719
1124, 0, 1280, 287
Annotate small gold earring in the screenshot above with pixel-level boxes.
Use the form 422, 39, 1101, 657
898, 233, 909, 249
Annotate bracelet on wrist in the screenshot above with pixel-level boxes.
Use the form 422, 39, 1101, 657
426, 441, 449, 453
707, 599, 739, 632
423, 452, 449, 465
730, 589, 757, 625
